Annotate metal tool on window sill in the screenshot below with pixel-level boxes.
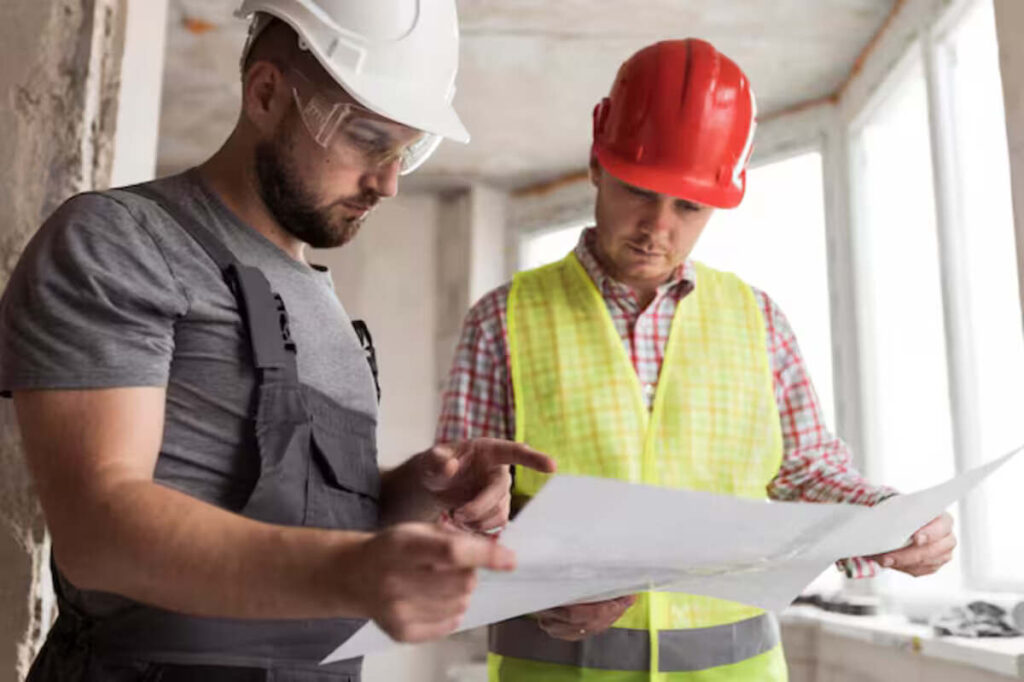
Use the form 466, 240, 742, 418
931, 601, 1023, 638
792, 592, 881, 616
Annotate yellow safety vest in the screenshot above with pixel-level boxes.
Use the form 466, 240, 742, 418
490, 253, 788, 681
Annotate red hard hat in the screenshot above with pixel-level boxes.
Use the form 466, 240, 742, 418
592, 39, 758, 209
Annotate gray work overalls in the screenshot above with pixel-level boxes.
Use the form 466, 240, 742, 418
27, 186, 382, 682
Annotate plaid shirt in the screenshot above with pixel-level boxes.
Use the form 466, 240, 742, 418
437, 228, 895, 579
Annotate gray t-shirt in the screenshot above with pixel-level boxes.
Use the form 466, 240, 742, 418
0, 170, 378, 511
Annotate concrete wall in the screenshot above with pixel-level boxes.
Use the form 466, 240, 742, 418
0, 1, 126, 679
993, 0, 1024, 332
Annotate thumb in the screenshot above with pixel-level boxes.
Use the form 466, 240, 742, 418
420, 444, 461, 491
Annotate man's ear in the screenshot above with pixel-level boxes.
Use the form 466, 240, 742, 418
242, 61, 288, 134
588, 149, 602, 188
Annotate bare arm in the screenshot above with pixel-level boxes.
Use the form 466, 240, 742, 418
15, 387, 515, 640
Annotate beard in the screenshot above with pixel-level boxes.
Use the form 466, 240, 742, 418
253, 117, 376, 249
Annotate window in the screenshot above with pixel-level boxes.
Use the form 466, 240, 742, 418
851, 52, 962, 596
848, 0, 1024, 595
851, 57, 958, 492
937, 0, 1024, 591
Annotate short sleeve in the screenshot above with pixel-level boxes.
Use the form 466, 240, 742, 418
0, 193, 190, 393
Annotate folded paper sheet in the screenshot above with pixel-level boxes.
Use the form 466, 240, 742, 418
322, 446, 1022, 664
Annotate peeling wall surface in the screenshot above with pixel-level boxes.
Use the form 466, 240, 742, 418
0, 1, 125, 679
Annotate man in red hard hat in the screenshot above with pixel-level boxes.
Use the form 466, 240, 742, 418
437, 39, 956, 680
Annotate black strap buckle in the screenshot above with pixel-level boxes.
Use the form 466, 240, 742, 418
352, 320, 381, 403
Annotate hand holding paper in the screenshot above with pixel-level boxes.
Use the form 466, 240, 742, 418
323, 446, 1021, 664
869, 511, 956, 576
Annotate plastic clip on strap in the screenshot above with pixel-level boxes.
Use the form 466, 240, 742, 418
229, 264, 298, 383
351, 319, 380, 402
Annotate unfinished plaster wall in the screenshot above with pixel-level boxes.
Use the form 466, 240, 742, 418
993, 0, 1024, 332
0, 1, 125, 678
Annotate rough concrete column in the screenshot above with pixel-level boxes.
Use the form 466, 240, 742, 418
994, 0, 1024, 332
0, 1, 126, 678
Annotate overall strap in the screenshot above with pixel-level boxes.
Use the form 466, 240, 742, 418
121, 185, 298, 384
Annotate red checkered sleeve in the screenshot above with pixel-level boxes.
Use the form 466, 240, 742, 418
436, 284, 515, 443
757, 289, 896, 506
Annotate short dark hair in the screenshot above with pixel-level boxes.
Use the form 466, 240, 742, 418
240, 14, 301, 77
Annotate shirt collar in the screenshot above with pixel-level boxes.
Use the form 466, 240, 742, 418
572, 227, 696, 306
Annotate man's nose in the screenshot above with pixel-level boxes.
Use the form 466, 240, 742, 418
362, 160, 400, 198
639, 198, 676, 233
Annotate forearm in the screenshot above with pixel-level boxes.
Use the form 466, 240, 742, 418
379, 453, 441, 525
56, 479, 371, 620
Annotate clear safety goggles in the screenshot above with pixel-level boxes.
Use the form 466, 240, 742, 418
288, 68, 441, 175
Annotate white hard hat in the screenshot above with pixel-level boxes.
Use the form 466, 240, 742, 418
235, 0, 470, 145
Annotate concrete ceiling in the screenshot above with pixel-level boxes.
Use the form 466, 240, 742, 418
157, 0, 896, 190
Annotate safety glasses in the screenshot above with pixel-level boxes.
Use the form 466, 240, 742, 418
288, 68, 441, 175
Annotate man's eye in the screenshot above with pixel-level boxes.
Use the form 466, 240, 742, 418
346, 129, 386, 151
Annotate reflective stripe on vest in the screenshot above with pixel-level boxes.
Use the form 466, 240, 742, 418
490, 613, 780, 672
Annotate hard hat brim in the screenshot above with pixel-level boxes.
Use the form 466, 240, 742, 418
332, 65, 471, 144
595, 145, 744, 210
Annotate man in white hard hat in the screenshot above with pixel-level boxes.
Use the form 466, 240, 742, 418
0, 2, 554, 680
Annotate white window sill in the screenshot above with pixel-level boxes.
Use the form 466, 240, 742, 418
781, 605, 1024, 679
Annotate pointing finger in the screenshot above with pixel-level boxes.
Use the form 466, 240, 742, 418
478, 440, 557, 473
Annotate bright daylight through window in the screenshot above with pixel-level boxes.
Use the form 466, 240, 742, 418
853, 0, 1024, 596
941, 0, 1024, 591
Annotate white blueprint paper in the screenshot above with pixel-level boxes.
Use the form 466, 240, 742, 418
322, 446, 1021, 664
